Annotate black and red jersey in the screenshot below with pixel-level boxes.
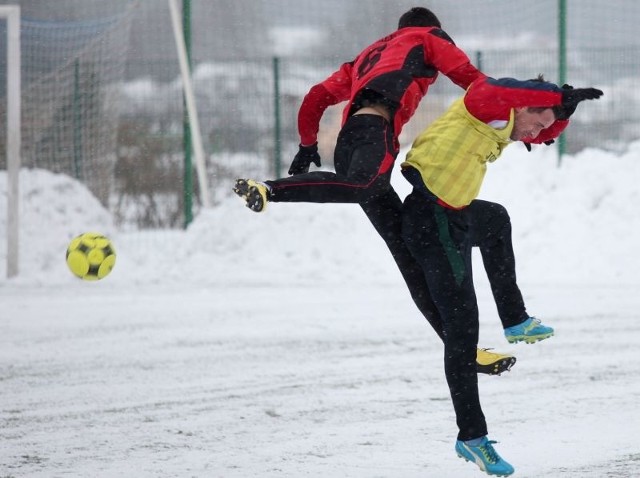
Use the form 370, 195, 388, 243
298, 26, 485, 145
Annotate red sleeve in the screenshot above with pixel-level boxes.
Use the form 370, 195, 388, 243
423, 28, 486, 89
297, 63, 353, 146
465, 77, 563, 123
446, 62, 487, 90
522, 119, 569, 144
465, 77, 570, 145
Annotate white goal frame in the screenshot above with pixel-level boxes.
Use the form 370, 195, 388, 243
1, 5, 20, 278
168, 0, 210, 208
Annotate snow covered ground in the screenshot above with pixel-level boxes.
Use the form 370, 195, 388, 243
1, 144, 640, 477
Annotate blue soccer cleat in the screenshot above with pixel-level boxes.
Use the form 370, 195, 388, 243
455, 436, 514, 476
504, 316, 554, 344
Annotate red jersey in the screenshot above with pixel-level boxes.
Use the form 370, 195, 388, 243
464, 77, 569, 143
298, 26, 485, 145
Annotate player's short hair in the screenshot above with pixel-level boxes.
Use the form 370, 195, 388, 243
398, 7, 441, 29
527, 74, 563, 118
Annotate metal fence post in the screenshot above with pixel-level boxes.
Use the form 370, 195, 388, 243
182, 0, 193, 227
557, 0, 567, 166
273, 56, 282, 177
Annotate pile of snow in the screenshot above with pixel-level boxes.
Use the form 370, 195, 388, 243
1, 143, 639, 288
0, 169, 115, 285
480, 142, 640, 286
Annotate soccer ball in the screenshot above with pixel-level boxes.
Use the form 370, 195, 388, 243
66, 232, 116, 281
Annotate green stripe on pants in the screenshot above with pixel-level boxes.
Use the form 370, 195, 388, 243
434, 206, 466, 286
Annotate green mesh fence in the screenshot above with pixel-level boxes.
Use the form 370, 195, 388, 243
0, 3, 135, 206
1, 0, 638, 229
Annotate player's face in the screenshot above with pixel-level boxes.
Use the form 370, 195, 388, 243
511, 108, 556, 141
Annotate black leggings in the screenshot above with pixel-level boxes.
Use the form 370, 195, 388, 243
266, 115, 444, 337
401, 190, 527, 440
267, 114, 397, 203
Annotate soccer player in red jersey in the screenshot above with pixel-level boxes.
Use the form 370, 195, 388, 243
235, 8, 517, 375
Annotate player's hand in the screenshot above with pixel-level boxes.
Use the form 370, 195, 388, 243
563, 87, 603, 103
523, 139, 554, 152
556, 85, 603, 120
288, 143, 321, 175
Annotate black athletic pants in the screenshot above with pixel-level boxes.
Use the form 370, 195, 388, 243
401, 188, 527, 440
266, 114, 444, 336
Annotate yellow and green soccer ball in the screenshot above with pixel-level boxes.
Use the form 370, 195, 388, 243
66, 232, 116, 281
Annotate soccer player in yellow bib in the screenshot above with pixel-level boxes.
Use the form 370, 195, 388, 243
401, 76, 602, 476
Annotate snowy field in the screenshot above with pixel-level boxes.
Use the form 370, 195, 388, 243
1, 144, 640, 477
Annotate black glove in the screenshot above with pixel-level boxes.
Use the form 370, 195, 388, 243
288, 143, 321, 175
555, 84, 603, 120
523, 139, 554, 152
553, 84, 574, 120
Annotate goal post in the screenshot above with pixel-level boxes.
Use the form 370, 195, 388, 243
167, 0, 210, 209
1, 5, 21, 279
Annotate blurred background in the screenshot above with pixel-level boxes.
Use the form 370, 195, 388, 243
0, 0, 637, 230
